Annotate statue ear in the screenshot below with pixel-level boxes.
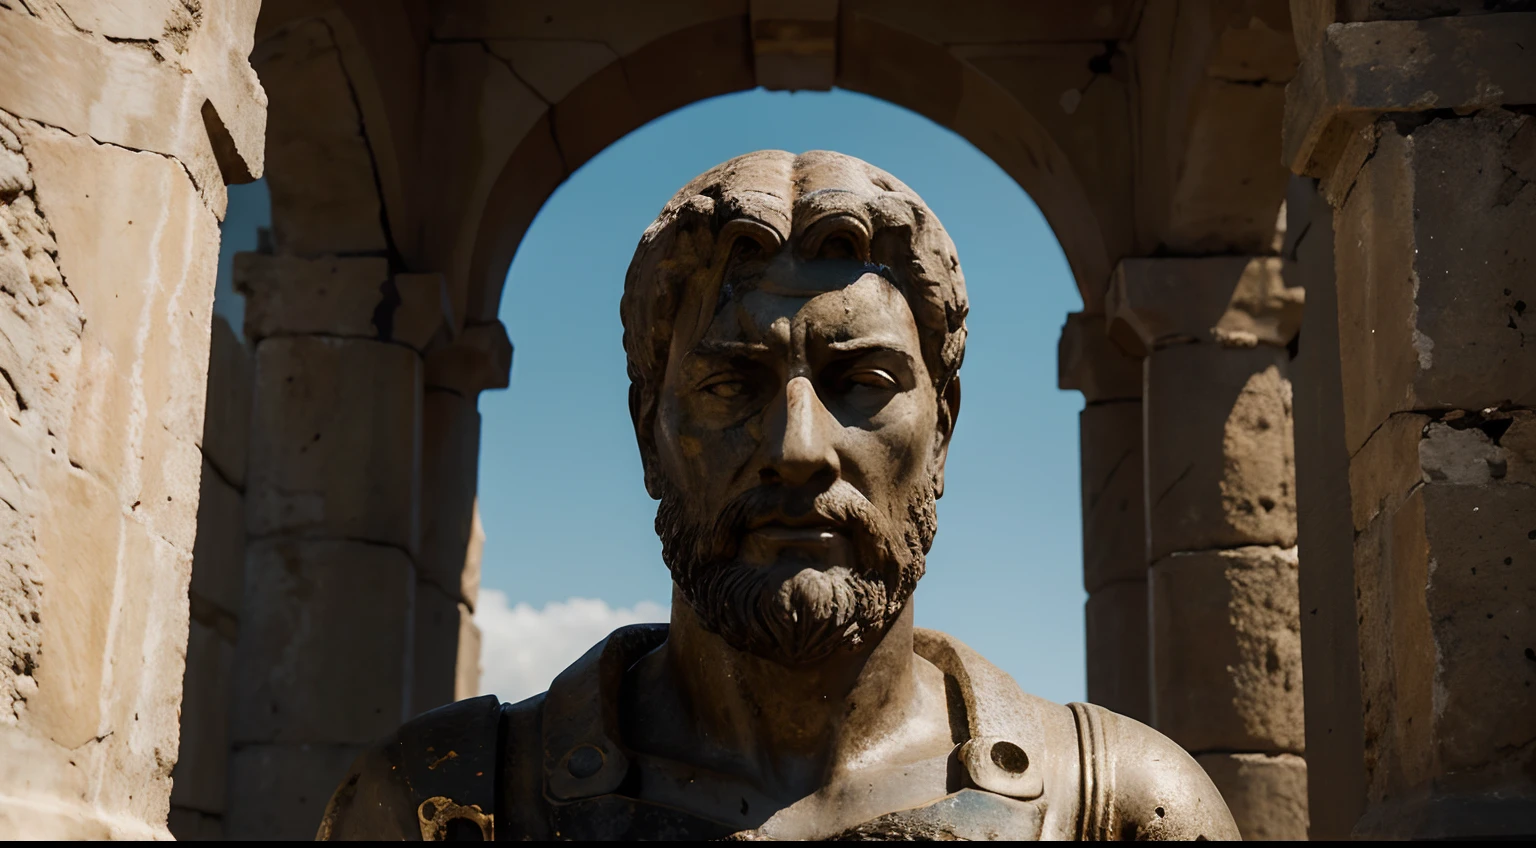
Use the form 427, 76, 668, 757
629, 382, 665, 500
932, 375, 961, 498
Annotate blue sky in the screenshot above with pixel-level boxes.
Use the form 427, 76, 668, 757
217, 88, 1090, 706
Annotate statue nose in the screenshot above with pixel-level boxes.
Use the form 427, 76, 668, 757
762, 376, 840, 487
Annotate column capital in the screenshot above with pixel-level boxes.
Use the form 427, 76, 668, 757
236, 254, 453, 351
425, 321, 513, 397
1106, 256, 1302, 354
1284, 13, 1536, 177
1057, 312, 1141, 403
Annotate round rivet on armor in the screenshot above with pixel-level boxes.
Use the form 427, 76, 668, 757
989, 740, 1029, 774
566, 744, 606, 779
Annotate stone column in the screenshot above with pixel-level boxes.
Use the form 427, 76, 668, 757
1108, 256, 1309, 840
414, 321, 513, 712
1283, 9, 1536, 839
227, 256, 455, 839
1058, 313, 1149, 723
0, 5, 264, 838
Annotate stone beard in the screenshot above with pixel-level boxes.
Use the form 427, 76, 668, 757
654, 474, 938, 665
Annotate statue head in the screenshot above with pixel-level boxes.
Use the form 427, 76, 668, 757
621, 150, 969, 666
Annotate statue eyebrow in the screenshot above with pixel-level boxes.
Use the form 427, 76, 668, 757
825, 337, 914, 359
685, 340, 774, 360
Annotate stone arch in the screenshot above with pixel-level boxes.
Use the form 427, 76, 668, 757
188, 0, 1306, 840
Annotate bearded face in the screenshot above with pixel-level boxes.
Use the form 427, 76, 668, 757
646, 250, 958, 667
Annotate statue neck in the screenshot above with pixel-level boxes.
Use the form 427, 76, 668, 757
622, 585, 950, 803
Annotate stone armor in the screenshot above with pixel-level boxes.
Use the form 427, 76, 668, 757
317, 626, 1238, 841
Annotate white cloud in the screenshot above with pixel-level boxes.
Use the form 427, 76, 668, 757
474, 590, 669, 704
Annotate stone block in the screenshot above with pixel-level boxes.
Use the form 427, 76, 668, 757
1084, 580, 1150, 724
1145, 343, 1297, 559
179, 0, 267, 184
253, 19, 387, 257
132, 423, 205, 552
432, 0, 746, 56
424, 321, 514, 396
1349, 409, 1536, 818
246, 336, 422, 552
225, 743, 362, 841
393, 272, 454, 351
1334, 110, 1536, 454
412, 581, 482, 715
1196, 752, 1308, 841
1079, 401, 1145, 592
91, 515, 192, 826
751, 0, 837, 91
1108, 256, 1303, 353
236, 253, 389, 341
1285, 13, 1536, 175
30, 464, 122, 748
419, 390, 482, 604
1150, 545, 1304, 755
202, 315, 251, 488
485, 39, 619, 104
170, 620, 234, 815
191, 456, 246, 618
26, 122, 221, 465
0, 11, 227, 213
1057, 312, 1140, 403
231, 539, 414, 746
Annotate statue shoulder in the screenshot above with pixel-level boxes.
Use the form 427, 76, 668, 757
316, 694, 507, 841
1070, 702, 1241, 841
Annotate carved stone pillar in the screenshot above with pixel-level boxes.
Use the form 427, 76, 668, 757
1058, 313, 1148, 723
1109, 256, 1309, 840
228, 255, 458, 839
1283, 8, 1536, 839
414, 321, 513, 712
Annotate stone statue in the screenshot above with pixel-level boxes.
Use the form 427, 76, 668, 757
315, 151, 1240, 841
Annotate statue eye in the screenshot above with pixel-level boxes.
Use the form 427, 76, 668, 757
845, 369, 899, 391
702, 379, 748, 399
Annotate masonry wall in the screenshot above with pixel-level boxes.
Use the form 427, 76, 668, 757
0, 2, 266, 837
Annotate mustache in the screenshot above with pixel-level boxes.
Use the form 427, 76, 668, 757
702, 479, 895, 566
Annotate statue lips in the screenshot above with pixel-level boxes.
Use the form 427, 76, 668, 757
740, 505, 857, 567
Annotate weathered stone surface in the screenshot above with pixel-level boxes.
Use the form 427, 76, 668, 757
30, 464, 121, 748
26, 121, 220, 479
485, 39, 619, 104
1145, 343, 1297, 559
412, 581, 482, 715
419, 389, 482, 605
0, 11, 228, 213
1196, 752, 1309, 841
246, 336, 422, 552
1285, 13, 1536, 175
170, 620, 234, 815
1150, 545, 1304, 755
1085, 580, 1150, 724
1079, 401, 1145, 592
203, 314, 251, 488
1348, 409, 1536, 829
432, 0, 746, 56
191, 456, 246, 618
225, 743, 363, 841
1057, 312, 1140, 403
231, 539, 413, 746
393, 272, 454, 351
180, 0, 268, 184
253, 19, 386, 257
1334, 110, 1536, 455
237, 253, 388, 337
1108, 256, 1303, 353
751, 0, 837, 91
424, 321, 514, 397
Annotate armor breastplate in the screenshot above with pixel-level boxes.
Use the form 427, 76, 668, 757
317, 625, 1237, 841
